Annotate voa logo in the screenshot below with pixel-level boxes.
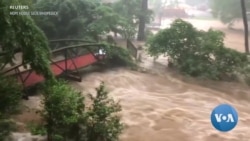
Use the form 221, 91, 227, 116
210, 104, 238, 132
214, 113, 235, 123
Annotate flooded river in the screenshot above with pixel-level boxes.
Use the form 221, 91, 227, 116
70, 52, 250, 141
13, 19, 250, 140
13, 51, 250, 141
14, 51, 250, 141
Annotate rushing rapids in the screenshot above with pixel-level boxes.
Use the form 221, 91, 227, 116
70, 51, 250, 141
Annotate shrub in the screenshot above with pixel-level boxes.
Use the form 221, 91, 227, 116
40, 80, 124, 141
86, 82, 123, 141
41, 80, 85, 141
0, 75, 22, 140
0, 76, 22, 114
239, 63, 250, 85
147, 19, 249, 80
104, 43, 137, 68
28, 122, 47, 136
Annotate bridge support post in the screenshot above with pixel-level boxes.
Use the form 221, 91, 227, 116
64, 49, 68, 73
15, 68, 29, 100
61, 48, 82, 82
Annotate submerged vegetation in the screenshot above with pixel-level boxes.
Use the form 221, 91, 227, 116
104, 43, 136, 68
147, 19, 250, 83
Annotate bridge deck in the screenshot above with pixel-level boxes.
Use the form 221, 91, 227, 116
2, 53, 66, 75
15, 53, 98, 87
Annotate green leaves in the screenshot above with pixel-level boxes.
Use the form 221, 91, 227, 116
32, 0, 124, 40
147, 19, 249, 80
30, 0, 152, 40
87, 5, 120, 37
86, 82, 123, 141
0, 76, 22, 115
112, 0, 152, 39
40, 80, 124, 141
103, 43, 137, 67
0, 0, 53, 79
33, 0, 90, 39
41, 80, 85, 140
0, 75, 22, 140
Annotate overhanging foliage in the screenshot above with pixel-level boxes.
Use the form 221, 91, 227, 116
0, 0, 53, 79
147, 19, 249, 80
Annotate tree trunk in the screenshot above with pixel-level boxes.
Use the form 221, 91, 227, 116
137, 0, 148, 41
241, 0, 249, 53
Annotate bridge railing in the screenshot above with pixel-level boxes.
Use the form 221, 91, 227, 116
49, 39, 95, 50
104, 36, 138, 59
51, 43, 105, 61
1, 43, 105, 76
126, 39, 138, 59
49, 39, 104, 60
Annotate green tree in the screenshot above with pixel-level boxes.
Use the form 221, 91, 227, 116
137, 0, 148, 41
86, 82, 123, 141
88, 4, 122, 41
41, 80, 85, 141
39, 80, 123, 141
111, 0, 141, 39
0, 0, 54, 139
33, 0, 123, 41
33, 0, 153, 40
112, 0, 153, 39
147, 19, 249, 80
33, 0, 94, 39
0, 0, 53, 79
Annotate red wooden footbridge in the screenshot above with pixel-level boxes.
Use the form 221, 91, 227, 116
1, 39, 107, 89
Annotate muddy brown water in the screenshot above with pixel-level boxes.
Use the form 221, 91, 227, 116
68, 52, 250, 141
12, 19, 250, 141
14, 53, 250, 141
15, 65, 250, 141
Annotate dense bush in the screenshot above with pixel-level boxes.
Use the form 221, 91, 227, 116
239, 63, 250, 85
0, 75, 22, 140
39, 80, 123, 141
86, 82, 123, 141
104, 43, 137, 68
0, 76, 22, 114
41, 80, 85, 141
28, 122, 47, 136
147, 19, 249, 80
